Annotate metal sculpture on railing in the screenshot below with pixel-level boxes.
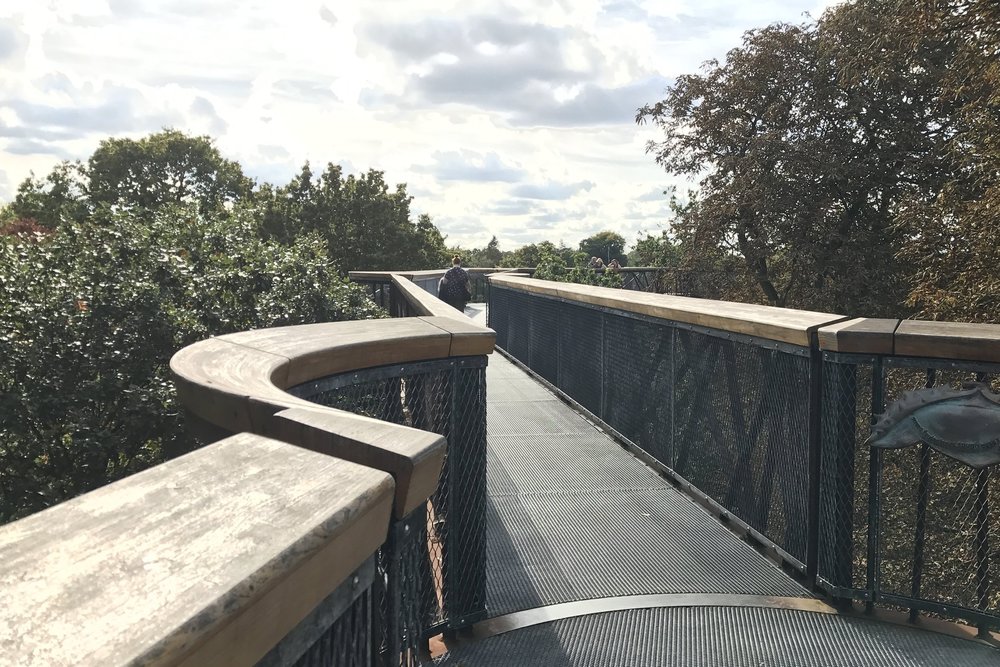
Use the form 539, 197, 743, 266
866, 382, 1000, 468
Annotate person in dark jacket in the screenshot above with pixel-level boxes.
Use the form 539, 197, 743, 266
438, 255, 471, 312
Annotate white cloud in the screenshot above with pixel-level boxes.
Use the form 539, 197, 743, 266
0, 0, 830, 250
512, 180, 595, 200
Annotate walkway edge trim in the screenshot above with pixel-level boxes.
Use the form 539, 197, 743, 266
468, 594, 1000, 649
470, 594, 836, 640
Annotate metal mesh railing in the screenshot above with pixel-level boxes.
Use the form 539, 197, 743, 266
288, 588, 373, 667
820, 353, 1000, 633
490, 284, 816, 568
672, 328, 812, 563
353, 279, 393, 311
290, 357, 488, 664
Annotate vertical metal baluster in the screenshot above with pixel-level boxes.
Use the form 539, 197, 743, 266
600, 312, 607, 421
866, 357, 886, 612
805, 332, 823, 585
909, 368, 936, 622
973, 372, 992, 637
973, 466, 992, 638
669, 325, 677, 470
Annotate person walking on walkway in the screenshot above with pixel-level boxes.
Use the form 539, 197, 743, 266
438, 255, 472, 312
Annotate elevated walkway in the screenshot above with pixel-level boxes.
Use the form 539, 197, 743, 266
435, 306, 1000, 665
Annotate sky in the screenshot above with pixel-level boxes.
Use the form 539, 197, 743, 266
0, 0, 838, 251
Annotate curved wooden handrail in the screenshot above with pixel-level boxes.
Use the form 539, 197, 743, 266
170, 316, 495, 517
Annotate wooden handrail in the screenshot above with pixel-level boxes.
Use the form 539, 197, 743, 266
489, 274, 847, 347
818, 318, 1000, 362
0, 433, 393, 667
170, 317, 494, 517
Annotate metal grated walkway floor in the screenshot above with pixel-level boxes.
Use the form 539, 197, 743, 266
435, 305, 1000, 666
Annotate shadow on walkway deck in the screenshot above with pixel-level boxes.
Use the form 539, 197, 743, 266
435, 305, 1000, 666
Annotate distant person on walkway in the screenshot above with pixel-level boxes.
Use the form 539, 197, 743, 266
438, 255, 471, 312
607, 258, 621, 272
589, 256, 605, 270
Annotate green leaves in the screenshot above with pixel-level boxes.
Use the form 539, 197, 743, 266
88, 129, 253, 215
0, 206, 381, 523
256, 162, 450, 272
638, 1, 1000, 320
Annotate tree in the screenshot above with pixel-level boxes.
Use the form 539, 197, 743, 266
631, 231, 682, 268
498, 240, 574, 268
881, 0, 1000, 322
579, 231, 627, 266
532, 250, 623, 288
256, 162, 449, 272
483, 236, 503, 267
88, 129, 253, 215
637, 3, 951, 315
10, 162, 90, 229
0, 205, 381, 523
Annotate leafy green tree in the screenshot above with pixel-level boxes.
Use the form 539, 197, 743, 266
10, 130, 251, 227
579, 231, 627, 266
10, 162, 90, 229
499, 240, 574, 268
533, 250, 622, 288
637, 3, 950, 315
413, 214, 451, 268
631, 231, 682, 268
532, 250, 568, 281
257, 162, 448, 272
880, 0, 1000, 322
88, 129, 253, 215
483, 236, 503, 267
0, 206, 380, 522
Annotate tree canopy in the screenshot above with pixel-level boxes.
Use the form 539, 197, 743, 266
579, 231, 628, 266
88, 130, 254, 215
637, 0, 998, 319
8, 129, 450, 274
256, 162, 449, 272
0, 205, 379, 522
0, 128, 462, 522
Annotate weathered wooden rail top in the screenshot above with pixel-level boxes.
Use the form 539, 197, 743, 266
489, 273, 847, 347
0, 433, 393, 667
0, 280, 496, 666
170, 316, 494, 516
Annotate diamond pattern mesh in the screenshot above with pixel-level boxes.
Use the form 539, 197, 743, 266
488, 285, 509, 350
820, 355, 1000, 630
293, 357, 488, 664
603, 315, 673, 465
556, 301, 604, 416
490, 285, 813, 564
288, 588, 372, 667
671, 328, 811, 562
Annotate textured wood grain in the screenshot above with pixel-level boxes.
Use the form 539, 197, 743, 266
817, 318, 900, 354
0, 434, 393, 667
217, 318, 453, 387
350, 268, 518, 281
895, 320, 1000, 363
422, 316, 496, 357
268, 406, 446, 518
489, 274, 846, 347
391, 273, 463, 319
171, 314, 492, 522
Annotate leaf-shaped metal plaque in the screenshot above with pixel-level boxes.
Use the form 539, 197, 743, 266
866, 382, 1000, 468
